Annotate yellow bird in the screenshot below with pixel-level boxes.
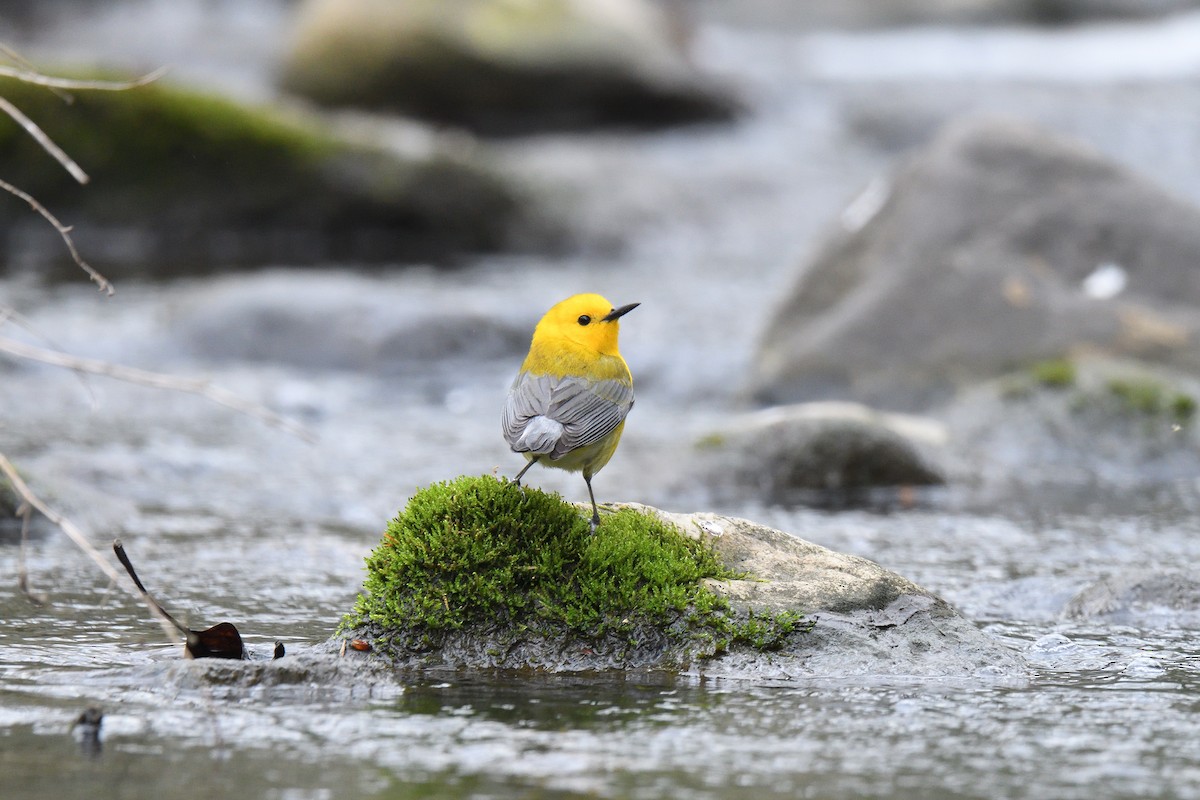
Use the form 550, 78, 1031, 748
502, 293, 639, 530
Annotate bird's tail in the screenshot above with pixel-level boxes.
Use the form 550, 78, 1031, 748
514, 415, 564, 456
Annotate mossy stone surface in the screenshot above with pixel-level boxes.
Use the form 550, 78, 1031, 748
340, 476, 1023, 678
1030, 358, 1077, 389
1105, 377, 1197, 423
346, 475, 803, 670
0, 75, 526, 273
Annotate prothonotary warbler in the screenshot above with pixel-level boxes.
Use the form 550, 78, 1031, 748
502, 293, 639, 530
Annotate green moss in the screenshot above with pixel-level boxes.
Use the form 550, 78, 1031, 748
346, 475, 804, 660
1107, 377, 1164, 414
1099, 377, 1197, 425
1030, 358, 1076, 389
1170, 393, 1197, 423
0, 71, 525, 269
0, 73, 337, 209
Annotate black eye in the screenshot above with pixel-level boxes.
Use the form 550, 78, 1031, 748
577, 315, 591, 326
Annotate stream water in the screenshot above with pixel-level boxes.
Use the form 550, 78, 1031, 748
5, 5, 1200, 799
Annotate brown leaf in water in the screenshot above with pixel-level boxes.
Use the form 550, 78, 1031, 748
113, 540, 248, 660
185, 621, 246, 660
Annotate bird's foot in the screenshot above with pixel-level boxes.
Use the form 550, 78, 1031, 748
589, 512, 600, 533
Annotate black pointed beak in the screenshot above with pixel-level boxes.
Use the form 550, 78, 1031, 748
602, 302, 640, 322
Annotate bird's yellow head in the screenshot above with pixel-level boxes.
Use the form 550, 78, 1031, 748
531, 293, 639, 357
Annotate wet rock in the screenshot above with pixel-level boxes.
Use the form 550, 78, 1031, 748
161, 648, 406, 700
690, 402, 946, 508
1064, 569, 1200, 621
278, 0, 737, 136
749, 117, 1200, 411
70, 706, 103, 757
347, 499, 1024, 680
942, 357, 1200, 508
0, 76, 529, 274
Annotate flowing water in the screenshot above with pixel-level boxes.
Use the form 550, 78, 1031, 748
5, 6, 1200, 798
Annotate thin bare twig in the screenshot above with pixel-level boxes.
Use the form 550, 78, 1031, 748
16, 501, 47, 605
0, 451, 178, 643
0, 304, 97, 405
0, 177, 114, 295
0, 335, 317, 443
0, 45, 71, 103
0, 64, 167, 93
0, 95, 88, 184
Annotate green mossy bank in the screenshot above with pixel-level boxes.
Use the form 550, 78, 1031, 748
0, 76, 528, 275
344, 476, 804, 671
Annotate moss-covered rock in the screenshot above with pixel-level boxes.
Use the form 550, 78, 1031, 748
341, 475, 1022, 678
0, 75, 530, 274
943, 357, 1200, 511
346, 475, 802, 670
279, 0, 737, 135
1104, 376, 1197, 422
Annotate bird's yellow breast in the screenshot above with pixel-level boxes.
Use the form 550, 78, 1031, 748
521, 339, 632, 385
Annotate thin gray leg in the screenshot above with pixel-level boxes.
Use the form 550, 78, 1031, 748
584, 474, 601, 532
513, 456, 539, 486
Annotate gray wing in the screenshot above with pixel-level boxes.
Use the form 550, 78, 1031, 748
502, 372, 634, 459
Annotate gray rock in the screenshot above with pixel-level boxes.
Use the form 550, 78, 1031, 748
694, 0, 1200, 29
749, 117, 1200, 411
279, 0, 737, 135
691, 402, 946, 507
150, 648, 407, 700
940, 357, 1200, 511
1065, 570, 1200, 621
347, 505, 1024, 680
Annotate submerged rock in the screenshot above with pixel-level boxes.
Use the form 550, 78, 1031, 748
0, 75, 530, 274
689, 402, 946, 508
340, 476, 1023, 680
279, 0, 737, 136
1065, 570, 1200, 622
748, 117, 1200, 411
